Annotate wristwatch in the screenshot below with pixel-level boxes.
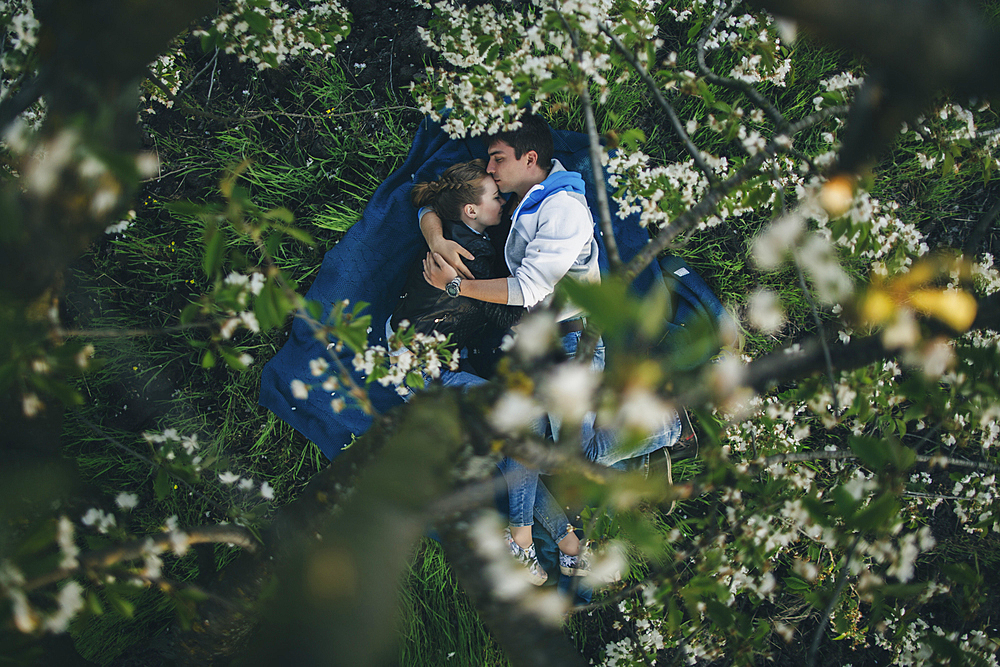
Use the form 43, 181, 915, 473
445, 276, 462, 298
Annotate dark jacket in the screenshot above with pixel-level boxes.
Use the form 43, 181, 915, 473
391, 221, 524, 349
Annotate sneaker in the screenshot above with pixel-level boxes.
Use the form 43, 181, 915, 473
504, 528, 548, 585
559, 542, 592, 577
669, 408, 699, 460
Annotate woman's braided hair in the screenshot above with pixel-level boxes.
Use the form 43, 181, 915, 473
411, 159, 488, 223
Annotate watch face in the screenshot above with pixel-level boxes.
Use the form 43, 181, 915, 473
446, 281, 460, 297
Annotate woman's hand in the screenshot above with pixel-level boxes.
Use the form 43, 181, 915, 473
428, 238, 475, 279
423, 251, 459, 290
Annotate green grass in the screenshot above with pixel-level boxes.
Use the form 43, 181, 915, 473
399, 540, 511, 667
52, 4, 1000, 665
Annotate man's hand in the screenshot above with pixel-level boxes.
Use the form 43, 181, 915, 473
423, 252, 459, 291
428, 238, 475, 279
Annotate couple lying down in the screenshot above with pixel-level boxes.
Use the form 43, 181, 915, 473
388, 114, 682, 585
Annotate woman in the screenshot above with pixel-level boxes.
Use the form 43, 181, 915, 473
390, 160, 588, 584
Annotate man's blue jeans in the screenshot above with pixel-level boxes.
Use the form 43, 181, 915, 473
498, 330, 682, 527
439, 329, 681, 537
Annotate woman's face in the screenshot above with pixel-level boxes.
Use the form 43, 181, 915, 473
476, 176, 504, 227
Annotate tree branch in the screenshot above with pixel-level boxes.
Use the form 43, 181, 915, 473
556, 6, 621, 270
599, 21, 719, 186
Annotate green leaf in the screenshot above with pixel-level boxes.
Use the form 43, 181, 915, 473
87, 592, 105, 616
305, 299, 324, 321
539, 78, 568, 94
942, 562, 981, 587
264, 207, 295, 224
704, 599, 734, 628
180, 302, 202, 326
281, 225, 314, 246
201, 349, 216, 369
107, 593, 135, 619
15, 520, 57, 557
203, 219, 225, 278
850, 493, 899, 532
153, 469, 172, 501
558, 278, 634, 338
848, 435, 888, 470
784, 576, 811, 592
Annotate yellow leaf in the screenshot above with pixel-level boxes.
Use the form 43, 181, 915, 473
861, 289, 896, 325
909, 289, 977, 331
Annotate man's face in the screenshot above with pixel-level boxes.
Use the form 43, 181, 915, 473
487, 140, 532, 196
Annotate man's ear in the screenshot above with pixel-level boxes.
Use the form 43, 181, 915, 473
524, 150, 538, 168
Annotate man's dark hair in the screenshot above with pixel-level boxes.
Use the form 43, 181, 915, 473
486, 113, 554, 170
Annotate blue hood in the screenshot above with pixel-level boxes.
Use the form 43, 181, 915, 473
516, 168, 586, 217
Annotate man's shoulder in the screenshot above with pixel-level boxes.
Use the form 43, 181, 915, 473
536, 188, 592, 218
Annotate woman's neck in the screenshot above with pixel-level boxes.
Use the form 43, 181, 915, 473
461, 218, 487, 234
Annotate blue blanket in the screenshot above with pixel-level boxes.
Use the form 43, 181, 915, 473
258, 117, 725, 460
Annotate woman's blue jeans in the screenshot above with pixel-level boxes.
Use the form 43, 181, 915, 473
435, 369, 574, 544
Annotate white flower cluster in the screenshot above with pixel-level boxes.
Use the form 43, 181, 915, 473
0, 0, 38, 73
350, 325, 460, 396
140, 49, 185, 114
971, 252, 1000, 296
81, 507, 117, 534
874, 614, 1000, 667
192, 0, 350, 71
218, 471, 275, 500
605, 151, 711, 227
105, 209, 136, 235
145, 428, 205, 473
413, 0, 657, 138
812, 71, 864, 111
218, 271, 264, 356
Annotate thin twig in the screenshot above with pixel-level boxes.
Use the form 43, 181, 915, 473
599, 21, 719, 186
179, 48, 220, 98
207, 48, 220, 104
56, 322, 209, 338
792, 257, 839, 412
141, 165, 196, 183
69, 411, 233, 516
807, 535, 861, 667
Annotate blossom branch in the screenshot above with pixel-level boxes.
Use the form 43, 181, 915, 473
598, 21, 720, 186
619, 103, 862, 285
758, 448, 1000, 475
696, 0, 785, 128
20, 525, 258, 593
0, 69, 46, 135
